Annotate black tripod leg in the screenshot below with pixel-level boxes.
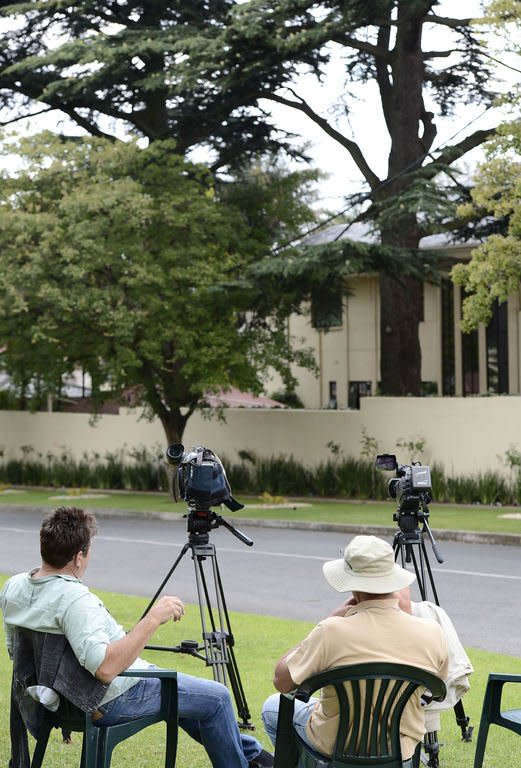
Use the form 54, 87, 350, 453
193, 547, 253, 728
454, 699, 473, 741
213, 557, 253, 727
420, 539, 440, 606
423, 731, 440, 768
140, 542, 190, 620
193, 553, 227, 684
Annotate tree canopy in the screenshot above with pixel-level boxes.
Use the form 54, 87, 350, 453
0, 0, 507, 397
0, 0, 295, 166
0, 134, 318, 443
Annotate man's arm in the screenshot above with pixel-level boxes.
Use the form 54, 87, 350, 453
94, 596, 184, 684
273, 645, 300, 693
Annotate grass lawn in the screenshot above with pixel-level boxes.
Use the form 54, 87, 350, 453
1, 575, 520, 768
2, 487, 521, 535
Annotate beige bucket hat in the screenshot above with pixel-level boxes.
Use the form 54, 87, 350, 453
322, 535, 416, 593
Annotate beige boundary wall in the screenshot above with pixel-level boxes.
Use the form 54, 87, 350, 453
1, 396, 521, 478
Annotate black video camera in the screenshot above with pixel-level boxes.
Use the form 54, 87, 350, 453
166, 444, 244, 513
375, 454, 432, 531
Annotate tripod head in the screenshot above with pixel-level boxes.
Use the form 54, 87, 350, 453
393, 495, 443, 564
185, 505, 254, 547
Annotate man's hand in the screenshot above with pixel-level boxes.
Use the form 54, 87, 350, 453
329, 595, 358, 617
394, 587, 411, 614
95, 595, 185, 683
150, 596, 185, 625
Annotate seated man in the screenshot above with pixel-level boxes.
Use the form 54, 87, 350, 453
262, 535, 449, 767
1, 506, 273, 768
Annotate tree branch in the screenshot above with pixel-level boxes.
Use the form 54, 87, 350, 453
58, 107, 118, 140
328, 33, 390, 60
426, 14, 474, 28
0, 106, 54, 127
266, 89, 381, 189
375, 22, 393, 132
425, 127, 497, 168
422, 49, 455, 60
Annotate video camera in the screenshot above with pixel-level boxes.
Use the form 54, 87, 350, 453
166, 443, 244, 513
375, 453, 432, 532
165, 443, 246, 541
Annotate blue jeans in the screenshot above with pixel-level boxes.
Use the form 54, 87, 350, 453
262, 693, 414, 768
95, 672, 263, 768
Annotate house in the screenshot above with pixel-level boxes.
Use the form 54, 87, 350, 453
274, 223, 518, 409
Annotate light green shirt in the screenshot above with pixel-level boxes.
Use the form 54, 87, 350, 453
0, 571, 150, 704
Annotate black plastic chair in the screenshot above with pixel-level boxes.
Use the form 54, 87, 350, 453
473, 672, 521, 768
273, 662, 446, 768
31, 669, 178, 768
9, 628, 178, 768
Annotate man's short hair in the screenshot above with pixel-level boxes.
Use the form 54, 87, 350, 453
40, 506, 98, 568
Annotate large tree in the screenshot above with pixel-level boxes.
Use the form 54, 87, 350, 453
218, 0, 501, 394
0, 134, 317, 443
0, 1, 503, 395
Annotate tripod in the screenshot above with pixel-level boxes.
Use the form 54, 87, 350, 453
392, 499, 473, 767
140, 505, 255, 729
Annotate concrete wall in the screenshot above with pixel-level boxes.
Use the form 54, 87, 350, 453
1, 395, 521, 478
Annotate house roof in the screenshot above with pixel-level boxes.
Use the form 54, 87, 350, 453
203, 387, 285, 408
303, 221, 481, 250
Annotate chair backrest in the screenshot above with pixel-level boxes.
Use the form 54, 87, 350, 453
295, 662, 446, 767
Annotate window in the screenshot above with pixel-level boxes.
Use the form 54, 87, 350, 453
461, 329, 479, 395
327, 381, 338, 409
348, 381, 372, 410
311, 287, 343, 329
461, 291, 479, 395
441, 279, 455, 395
487, 300, 509, 393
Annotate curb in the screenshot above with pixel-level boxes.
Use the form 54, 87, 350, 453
5, 504, 521, 548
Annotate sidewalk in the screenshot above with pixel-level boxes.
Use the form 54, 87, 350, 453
6, 503, 521, 547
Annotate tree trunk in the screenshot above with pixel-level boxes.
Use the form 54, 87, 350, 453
377, 1, 429, 395
379, 272, 422, 395
158, 408, 190, 447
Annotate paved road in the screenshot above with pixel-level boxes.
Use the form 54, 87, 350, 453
0, 506, 520, 655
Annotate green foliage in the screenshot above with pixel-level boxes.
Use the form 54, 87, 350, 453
395, 436, 426, 461
3, 441, 521, 505
226, 453, 389, 499
359, 427, 378, 460
0, 134, 317, 442
0, 446, 168, 492
452, 121, 521, 331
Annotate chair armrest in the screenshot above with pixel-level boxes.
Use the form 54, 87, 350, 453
488, 673, 521, 684
118, 668, 177, 679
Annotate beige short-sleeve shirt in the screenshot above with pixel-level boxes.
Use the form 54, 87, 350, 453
286, 598, 449, 759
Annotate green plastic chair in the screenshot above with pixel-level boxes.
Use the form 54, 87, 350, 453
16, 668, 178, 768
473, 673, 521, 768
273, 662, 446, 768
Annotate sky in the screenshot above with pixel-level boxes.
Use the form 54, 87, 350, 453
0, 0, 517, 212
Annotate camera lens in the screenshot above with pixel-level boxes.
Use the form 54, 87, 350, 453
166, 443, 185, 464
388, 478, 399, 499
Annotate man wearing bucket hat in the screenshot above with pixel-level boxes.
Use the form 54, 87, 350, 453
262, 535, 449, 767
